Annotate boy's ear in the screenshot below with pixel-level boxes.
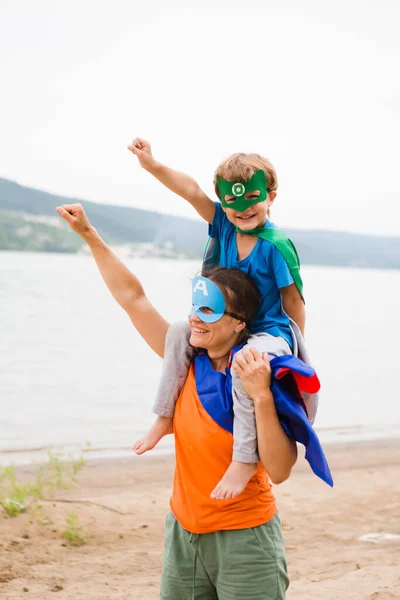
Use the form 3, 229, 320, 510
268, 190, 277, 207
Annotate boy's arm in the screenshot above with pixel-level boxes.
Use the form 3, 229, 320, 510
281, 284, 305, 336
128, 138, 216, 224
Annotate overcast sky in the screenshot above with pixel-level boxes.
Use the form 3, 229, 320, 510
1, 0, 399, 235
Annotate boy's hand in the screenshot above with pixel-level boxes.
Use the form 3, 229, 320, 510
127, 138, 216, 224
127, 137, 156, 171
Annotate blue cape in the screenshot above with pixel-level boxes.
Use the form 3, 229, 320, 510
194, 350, 333, 487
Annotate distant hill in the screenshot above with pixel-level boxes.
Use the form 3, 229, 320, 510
0, 177, 399, 269
0, 178, 206, 257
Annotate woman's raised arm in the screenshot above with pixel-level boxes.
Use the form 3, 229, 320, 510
56, 204, 170, 358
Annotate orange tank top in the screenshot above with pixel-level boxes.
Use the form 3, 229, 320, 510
170, 362, 277, 534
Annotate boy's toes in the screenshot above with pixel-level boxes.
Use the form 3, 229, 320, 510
132, 439, 143, 453
210, 485, 220, 499
210, 485, 230, 500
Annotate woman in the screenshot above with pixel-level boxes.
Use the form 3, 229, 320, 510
56, 202, 298, 600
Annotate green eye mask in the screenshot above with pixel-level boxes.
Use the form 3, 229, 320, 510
217, 170, 268, 213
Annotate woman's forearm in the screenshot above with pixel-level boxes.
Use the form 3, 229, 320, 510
56, 203, 170, 357
253, 390, 297, 484
232, 347, 297, 483
82, 226, 145, 311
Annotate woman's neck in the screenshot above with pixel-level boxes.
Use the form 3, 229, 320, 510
207, 346, 232, 373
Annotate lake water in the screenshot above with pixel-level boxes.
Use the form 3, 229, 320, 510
1, 251, 399, 465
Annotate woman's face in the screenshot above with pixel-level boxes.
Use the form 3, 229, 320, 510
188, 277, 246, 354
188, 308, 244, 352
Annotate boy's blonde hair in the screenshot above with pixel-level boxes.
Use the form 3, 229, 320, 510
213, 153, 278, 199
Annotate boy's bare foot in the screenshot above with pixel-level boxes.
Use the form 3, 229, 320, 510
210, 460, 257, 500
133, 416, 174, 455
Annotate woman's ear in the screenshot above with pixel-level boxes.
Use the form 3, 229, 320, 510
234, 321, 246, 333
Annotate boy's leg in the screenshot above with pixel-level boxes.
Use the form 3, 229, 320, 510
133, 321, 194, 455
232, 333, 291, 462
153, 321, 194, 416
211, 334, 291, 499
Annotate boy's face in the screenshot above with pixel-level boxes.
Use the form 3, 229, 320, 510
221, 190, 276, 230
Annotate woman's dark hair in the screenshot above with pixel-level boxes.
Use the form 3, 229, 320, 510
207, 267, 261, 343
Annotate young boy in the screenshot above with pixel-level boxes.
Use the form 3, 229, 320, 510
128, 138, 307, 500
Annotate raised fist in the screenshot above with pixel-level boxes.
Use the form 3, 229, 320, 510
127, 137, 155, 170
56, 203, 92, 236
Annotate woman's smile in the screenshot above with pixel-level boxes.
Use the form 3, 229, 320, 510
191, 325, 209, 335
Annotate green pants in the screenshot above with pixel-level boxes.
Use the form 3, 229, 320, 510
160, 513, 289, 600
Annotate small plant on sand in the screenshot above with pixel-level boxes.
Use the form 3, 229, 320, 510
30, 502, 53, 526
61, 512, 87, 546
0, 443, 90, 518
0, 465, 30, 517
34, 444, 89, 498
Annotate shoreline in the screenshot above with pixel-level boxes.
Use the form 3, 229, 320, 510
1, 438, 399, 599
2, 425, 400, 468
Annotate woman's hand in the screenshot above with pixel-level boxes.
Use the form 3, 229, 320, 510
56, 203, 93, 237
232, 348, 272, 401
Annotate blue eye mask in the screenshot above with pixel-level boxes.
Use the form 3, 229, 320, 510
189, 276, 245, 324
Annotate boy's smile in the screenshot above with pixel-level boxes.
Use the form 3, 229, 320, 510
222, 190, 276, 230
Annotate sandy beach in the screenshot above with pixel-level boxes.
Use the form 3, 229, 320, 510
1, 439, 399, 600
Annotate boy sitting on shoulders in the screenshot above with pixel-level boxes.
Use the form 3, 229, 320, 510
128, 139, 306, 500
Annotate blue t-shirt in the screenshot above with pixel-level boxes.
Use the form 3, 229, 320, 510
209, 203, 294, 347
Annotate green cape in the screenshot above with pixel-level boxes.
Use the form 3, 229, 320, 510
202, 227, 304, 299
236, 226, 304, 299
